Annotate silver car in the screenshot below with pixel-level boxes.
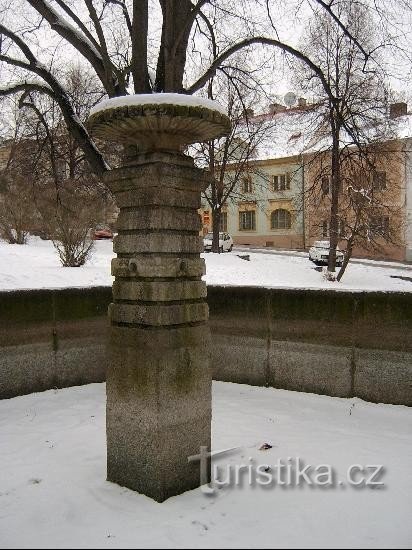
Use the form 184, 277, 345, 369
203, 232, 234, 253
309, 240, 344, 266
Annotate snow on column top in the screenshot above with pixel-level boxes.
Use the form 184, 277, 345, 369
90, 93, 227, 117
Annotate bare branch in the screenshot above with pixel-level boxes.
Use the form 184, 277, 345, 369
106, 0, 132, 35
0, 24, 108, 175
186, 36, 333, 103
0, 82, 55, 99
24, 0, 114, 94
314, 0, 371, 63
53, 0, 102, 52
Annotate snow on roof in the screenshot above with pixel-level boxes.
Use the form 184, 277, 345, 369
247, 108, 323, 162
90, 93, 227, 117
249, 107, 412, 163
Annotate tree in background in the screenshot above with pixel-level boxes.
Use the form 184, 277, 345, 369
193, 69, 276, 253
297, 0, 394, 277
0, 119, 40, 244
0, 66, 115, 265
334, 144, 405, 280
0, 173, 36, 244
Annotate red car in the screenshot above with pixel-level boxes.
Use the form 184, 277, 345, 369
93, 228, 113, 240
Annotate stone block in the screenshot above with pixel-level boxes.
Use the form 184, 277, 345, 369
116, 207, 201, 232
354, 348, 412, 405
113, 186, 201, 209
106, 325, 212, 502
270, 340, 352, 397
210, 333, 267, 386
111, 257, 206, 279
114, 233, 202, 254
112, 280, 207, 302
109, 302, 208, 326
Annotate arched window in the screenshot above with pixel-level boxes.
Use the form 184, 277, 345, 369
271, 209, 291, 230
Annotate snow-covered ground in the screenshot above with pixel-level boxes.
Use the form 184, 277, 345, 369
0, 382, 411, 549
1, 236, 412, 292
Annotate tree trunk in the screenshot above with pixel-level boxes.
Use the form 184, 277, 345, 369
328, 123, 340, 272
14, 229, 27, 244
212, 207, 221, 253
337, 239, 353, 281
132, 0, 151, 93
157, 0, 193, 92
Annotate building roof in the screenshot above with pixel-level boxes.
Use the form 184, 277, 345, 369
248, 105, 412, 163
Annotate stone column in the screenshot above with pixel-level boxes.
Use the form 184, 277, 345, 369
88, 99, 230, 502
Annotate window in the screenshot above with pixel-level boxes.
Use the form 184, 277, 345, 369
239, 210, 256, 231
242, 175, 253, 194
372, 171, 387, 191
219, 212, 228, 232
271, 209, 292, 230
370, 216, 389, 236
272, 173, 290, 191
321, 176, 330, 195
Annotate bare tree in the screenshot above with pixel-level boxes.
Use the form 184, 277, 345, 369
0, 65, 116, 265
0, 116, 39, 244
0, 0, 383, 179
297, 0, 393, 276
37, 179, 107, 266
193, 70, 275, 252
0, 174, 36, 244
335, 144, 404, 280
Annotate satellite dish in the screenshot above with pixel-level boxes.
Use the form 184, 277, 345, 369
283, 92, 297, 107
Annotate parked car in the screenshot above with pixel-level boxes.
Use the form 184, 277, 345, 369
203, 232, 233, 252
93, 226, 113, 240
309, 240, 344, 266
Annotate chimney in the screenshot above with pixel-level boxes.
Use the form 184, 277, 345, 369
269, 102, 286, 115
298, 97, 307, 108
389, 102, 407, 119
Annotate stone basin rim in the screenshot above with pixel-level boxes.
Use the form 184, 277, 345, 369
87, 100, 231, 147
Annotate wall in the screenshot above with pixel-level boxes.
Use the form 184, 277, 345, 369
208, 286, 412, 405
226, 159, 305, 249
406, 141, 412, 262
304, 143, 408, 262
1, 286, 411, 405
0, 287, 110, 399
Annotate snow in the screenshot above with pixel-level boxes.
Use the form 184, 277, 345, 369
90, 93, 227, 117
251, 108, 412, 162
0, 237, 113, 291
0, 381, 410, 548
252, 110, 318, 161
1, 236, 411, 293
204, 252, 412, 292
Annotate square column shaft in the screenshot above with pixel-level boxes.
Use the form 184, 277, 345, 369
105, 152, 211, 502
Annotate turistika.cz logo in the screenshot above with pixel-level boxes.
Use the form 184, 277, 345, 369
188, 447, 386, 494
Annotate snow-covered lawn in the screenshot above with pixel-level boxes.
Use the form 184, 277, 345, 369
1, 236, 412, 292
0, 382, 411, 548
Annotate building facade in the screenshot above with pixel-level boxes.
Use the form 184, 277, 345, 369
202, 105, 412, 262
221, 157, 305, 249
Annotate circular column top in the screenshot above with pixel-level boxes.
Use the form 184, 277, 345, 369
88, 93, 231, 151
